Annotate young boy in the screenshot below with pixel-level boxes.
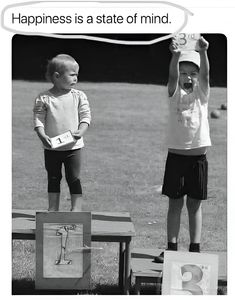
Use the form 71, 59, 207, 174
33, 54, 91, 211
155, 36, 211, 262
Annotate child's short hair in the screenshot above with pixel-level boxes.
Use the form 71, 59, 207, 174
46, 54, 79, 82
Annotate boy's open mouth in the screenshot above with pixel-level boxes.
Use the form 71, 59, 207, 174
184, 82, 193, 90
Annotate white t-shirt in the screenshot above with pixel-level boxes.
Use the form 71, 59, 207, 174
33, 89, 91, 151
166, 84, 211, 149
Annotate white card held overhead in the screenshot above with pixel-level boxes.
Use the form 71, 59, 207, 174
174, 33, 201, 51
50, 131, 75, 149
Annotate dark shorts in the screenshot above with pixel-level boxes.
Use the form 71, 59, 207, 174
162, 152, 208, 200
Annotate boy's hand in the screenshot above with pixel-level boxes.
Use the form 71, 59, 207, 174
198, 36, 209, 52
169, 38, 181, 55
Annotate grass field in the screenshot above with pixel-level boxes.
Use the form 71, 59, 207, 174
12, 80, 227, 294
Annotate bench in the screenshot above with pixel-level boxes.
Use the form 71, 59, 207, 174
131, 248, 227, 295
12, 209, 136, 294
131, 248, 163, 294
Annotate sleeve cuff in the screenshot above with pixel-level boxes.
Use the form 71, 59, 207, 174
80, 118, 91, 125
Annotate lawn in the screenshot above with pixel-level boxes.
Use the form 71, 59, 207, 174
12, 80, 227, 294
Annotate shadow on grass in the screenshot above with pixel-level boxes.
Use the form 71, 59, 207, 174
12, 279, 227, 295
12, 279, 78, 295
12, 279, 124, 295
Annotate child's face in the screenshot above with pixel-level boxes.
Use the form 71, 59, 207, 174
179, 62, 199, 93
56, 62, 79, 91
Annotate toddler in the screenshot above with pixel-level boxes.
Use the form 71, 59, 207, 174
33, 54, 91, 211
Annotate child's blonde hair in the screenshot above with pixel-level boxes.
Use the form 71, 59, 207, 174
46, 54, 79, 82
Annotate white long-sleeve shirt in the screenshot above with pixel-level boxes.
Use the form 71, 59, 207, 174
33, 88, 91, 150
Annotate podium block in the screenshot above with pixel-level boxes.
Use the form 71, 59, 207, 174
162, 251, 219, 295
35, 212, 91, 290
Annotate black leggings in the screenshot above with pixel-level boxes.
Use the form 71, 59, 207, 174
44, 149, 82, 194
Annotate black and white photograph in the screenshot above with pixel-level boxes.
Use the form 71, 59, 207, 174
12, 33, 227, 295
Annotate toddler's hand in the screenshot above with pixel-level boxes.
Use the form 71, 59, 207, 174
72, 130, 82, 140
42, 135, 52, 148
198, 36, 209, 52
169, 38, 181, 54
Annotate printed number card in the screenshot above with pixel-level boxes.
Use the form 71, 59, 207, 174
35, 212, 91, 290
50, 131, 75, 149
174, 33, 201, 51
162, 251, 219, 295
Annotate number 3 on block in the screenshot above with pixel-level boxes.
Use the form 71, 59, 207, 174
181, 264, 203, 295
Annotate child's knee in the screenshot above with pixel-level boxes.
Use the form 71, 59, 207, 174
67, 177, 82, 194
48, 175, 62, 192
186, 197, 202, 214
168, 197, 184, 212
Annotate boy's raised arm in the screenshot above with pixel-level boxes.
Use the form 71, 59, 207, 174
198, 37, 210, 96
168, 39, 181, 97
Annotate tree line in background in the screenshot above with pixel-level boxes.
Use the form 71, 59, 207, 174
12, 34, 227, 86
